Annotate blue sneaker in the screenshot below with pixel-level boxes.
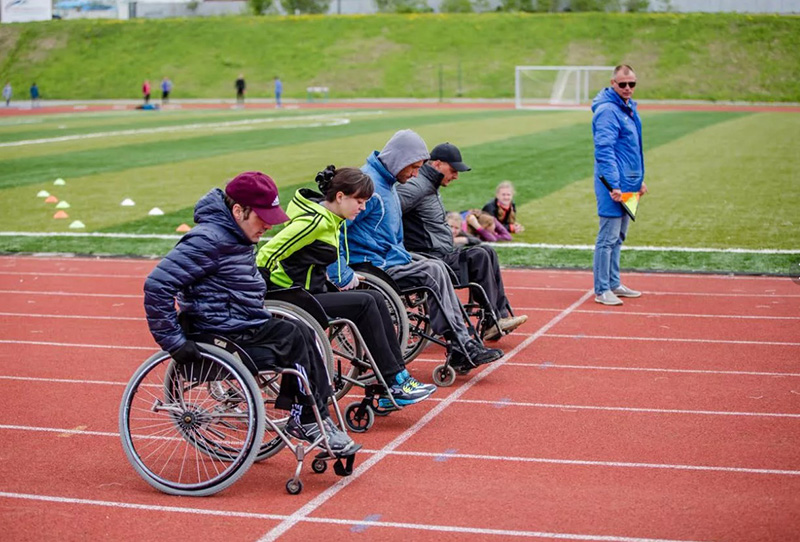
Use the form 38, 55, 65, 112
378, 369, 435, 408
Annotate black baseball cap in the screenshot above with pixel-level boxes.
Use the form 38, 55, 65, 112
430, 142, 471, 172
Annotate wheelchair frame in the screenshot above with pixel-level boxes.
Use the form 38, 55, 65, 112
351, 262, 502, 387
265, 287, 403, 433
119, 331, 357, 497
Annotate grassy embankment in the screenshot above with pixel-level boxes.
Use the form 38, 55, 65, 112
1, 13, 799, 102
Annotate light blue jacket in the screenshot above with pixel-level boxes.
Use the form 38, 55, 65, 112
591, 87, 644, 218
327, 151, 414, 286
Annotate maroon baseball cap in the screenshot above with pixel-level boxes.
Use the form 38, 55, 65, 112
225, 171, 289, 225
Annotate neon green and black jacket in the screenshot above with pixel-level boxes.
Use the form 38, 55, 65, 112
256, 188, 346, 294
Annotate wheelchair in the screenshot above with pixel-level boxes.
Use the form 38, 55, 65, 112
119, 326, 359, 497
351, 260, 506, 388
263, 286, 405, 433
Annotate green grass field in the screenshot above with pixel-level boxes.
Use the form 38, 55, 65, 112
1, 13, 799, 102
1, 105, 798, 275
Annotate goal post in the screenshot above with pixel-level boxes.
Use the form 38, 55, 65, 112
515, 65, 615, 109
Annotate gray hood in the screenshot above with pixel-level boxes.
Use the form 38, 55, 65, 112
377, 129, 430, 177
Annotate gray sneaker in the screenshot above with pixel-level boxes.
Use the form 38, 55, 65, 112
286, 416, 355, 453
322, 417, 357, 453
612, 285, 641, 298
595, 290, 623, 306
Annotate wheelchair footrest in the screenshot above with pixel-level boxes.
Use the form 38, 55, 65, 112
334, 454, 357, 476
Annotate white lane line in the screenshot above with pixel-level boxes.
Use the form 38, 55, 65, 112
2, 285, 797, 299
384, 451, 800, 477
0, 271, 145, 279
492, 242, 800, 255
4, 424, 799, 478
0, 114, 350, 147
0, 312, 141, 321
0, 376, 126, 386
503, 363, 800, 378
0, 492, 703, 542
508, 286, 800, 298
0, 290, 140, 298
513, 307, 800, 321
257, 289, 595, 542
444, 398, 800, 419
544, 334, 800, 347
0, 339, 153, 350
0, 255, 151, 264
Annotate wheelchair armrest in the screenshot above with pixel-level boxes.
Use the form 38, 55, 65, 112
264, 287, 329, 329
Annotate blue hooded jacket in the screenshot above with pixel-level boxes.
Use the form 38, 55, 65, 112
143, 188, 271, 353
591, 87, 644, 218
328, 130, 429, 287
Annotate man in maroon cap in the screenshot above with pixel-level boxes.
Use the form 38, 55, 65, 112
143, 171, 358, 454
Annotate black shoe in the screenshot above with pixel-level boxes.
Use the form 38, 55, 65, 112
465, 339, 503, 366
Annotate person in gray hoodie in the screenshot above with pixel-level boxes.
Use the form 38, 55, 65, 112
330, 129, 503, 371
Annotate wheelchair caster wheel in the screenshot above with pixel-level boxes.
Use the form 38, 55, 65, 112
311, 458, 327, 474
344, 402, 374, 433
432, 364, 456, 387
286, 478, 303, 495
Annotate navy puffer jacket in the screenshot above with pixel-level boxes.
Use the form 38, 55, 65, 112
143, 188, 271, 353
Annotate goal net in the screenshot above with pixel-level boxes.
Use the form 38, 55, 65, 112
515, 66, 615, 109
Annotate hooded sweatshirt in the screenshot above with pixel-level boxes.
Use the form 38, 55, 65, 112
328, 130, 430, 287
591, 87, 644, 218
143, 188, 270, 354
256, 188, 346, 294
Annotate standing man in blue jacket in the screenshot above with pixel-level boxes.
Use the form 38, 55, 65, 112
591, 64, 648, 306
329, 129, 503, 370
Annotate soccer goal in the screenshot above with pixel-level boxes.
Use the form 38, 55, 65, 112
515, 66, 615, 109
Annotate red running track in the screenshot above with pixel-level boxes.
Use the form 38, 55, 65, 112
0, 255, 798, 541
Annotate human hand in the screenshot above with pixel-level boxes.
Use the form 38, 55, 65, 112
467, 214, 480, 229
610, 189, 623, 202
171, 340, 202, 365
341, 273, 364, 290
512, 223, 524, 233
639, 182, 648, 196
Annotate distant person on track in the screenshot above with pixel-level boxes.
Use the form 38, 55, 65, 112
142, 80, 151, 105
160, 77, 172, 105
483, 181, 524, 234
3, 82, 11, 107
30, 83, 40, 108
143, 171, 358, 455
274, 76, 283, 108
397, 142, 527, 341
235, 74, 246, 106
591, 64, 648, 306
329, 129, 504, 371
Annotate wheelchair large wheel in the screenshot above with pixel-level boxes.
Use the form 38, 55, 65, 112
253, 372, 290, 462
264, 299, 335, 378
403, 291, 431, 363
119, 345, 265, 496
327, 321, 370, 400
356, 273, 410, 360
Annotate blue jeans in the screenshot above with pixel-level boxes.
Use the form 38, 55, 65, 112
593, 215, 629, 295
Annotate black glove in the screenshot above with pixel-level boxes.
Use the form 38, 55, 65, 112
171, 340, 202, 365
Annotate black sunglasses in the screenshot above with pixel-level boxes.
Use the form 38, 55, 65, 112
616, 81, 636, 89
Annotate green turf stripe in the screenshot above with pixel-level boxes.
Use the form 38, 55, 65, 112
439, 111, 750, 214
0, 109, 521, 189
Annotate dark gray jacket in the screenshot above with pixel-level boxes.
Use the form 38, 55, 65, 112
397, 163, 454, 259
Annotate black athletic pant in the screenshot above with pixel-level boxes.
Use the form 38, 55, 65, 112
442, 245, 510, 318
229, 318, 332, 416
314, 290, 404, 381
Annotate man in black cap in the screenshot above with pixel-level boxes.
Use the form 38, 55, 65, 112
397, 143, 527, 341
